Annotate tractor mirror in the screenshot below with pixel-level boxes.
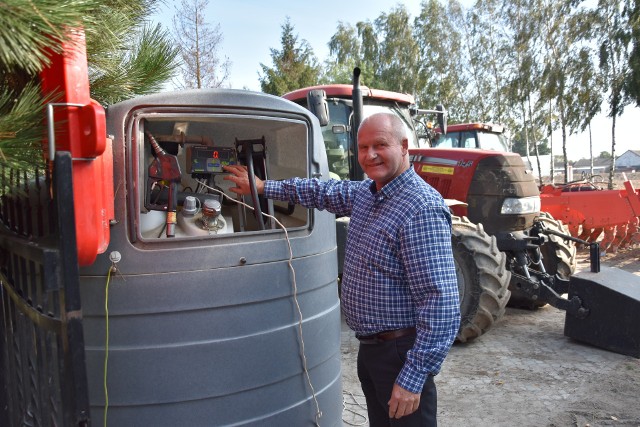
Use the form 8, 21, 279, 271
436, 104, 447, 135
307, 89, 329, 127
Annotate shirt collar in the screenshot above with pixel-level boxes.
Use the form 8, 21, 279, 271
368, 167, 415, 199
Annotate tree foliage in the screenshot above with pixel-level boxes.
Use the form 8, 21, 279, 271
172, 0, 230, 89
414, 0, 469, 120
324, 22, 361, 84
312, 0, 638, 180
627, 0, 640, 104
259, 18, 321, 95
0, 0, 179, 169
592, 0, 632, 188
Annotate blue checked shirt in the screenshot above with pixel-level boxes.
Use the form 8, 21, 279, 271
264, 167, 460, 393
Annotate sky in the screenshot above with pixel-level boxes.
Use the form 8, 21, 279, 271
150, 0, 639, 161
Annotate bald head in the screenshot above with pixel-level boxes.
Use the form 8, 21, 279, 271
358, 113, 408, 146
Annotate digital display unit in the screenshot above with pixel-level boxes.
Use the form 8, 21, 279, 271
186, 145, 237, 174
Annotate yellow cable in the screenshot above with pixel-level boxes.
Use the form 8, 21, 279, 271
104, 265, 113, 427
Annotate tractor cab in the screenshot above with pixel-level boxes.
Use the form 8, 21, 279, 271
283, 84, 421, 181
432, 122, 510, 152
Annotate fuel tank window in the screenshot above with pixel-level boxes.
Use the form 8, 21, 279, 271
132, 115, 310, 241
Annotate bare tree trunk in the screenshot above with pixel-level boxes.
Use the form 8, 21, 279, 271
526, 95, 542, 182
609, 115, 617, 189
589, 122, 593, 177
549, 99, 555, 185
522, 101, 531, 167
562, 124, 568, 183
195, 4, 201, 89
558, 95, 569, 183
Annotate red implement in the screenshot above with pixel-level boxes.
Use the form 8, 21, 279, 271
540, 179, 640, 253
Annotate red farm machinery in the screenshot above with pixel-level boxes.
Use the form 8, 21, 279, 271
284, 68, 640, 358
540, 177, 640, 254
428, 118, 640, 254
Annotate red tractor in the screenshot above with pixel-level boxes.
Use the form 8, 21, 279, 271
428, 120, 640, 255
429, 122, 510, 152
283, 69, 640, 357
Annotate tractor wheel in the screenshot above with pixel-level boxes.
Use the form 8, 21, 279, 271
451, 216, 511, 342
537, 212, 577, 279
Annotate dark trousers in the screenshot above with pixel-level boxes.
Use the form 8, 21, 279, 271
357, 335, 437, 427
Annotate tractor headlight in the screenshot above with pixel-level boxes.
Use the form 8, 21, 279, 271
500, 196, 541, 215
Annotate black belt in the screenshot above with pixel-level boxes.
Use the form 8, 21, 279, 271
356, 327, 416, 344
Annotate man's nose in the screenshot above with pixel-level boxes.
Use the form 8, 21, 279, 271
363, 148, 377, 159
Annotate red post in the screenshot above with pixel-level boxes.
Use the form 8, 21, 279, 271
40, 28, 113, 265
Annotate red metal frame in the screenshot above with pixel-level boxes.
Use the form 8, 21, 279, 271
39, 29, 113, 265
283, 84, 415, 105
540, 180, 640, 252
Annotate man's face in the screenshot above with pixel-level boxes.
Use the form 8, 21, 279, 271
357, 117, 409, 190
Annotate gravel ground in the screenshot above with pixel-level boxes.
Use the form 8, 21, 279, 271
340, 246, 640, 427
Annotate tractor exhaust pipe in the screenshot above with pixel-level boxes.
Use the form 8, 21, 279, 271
351, 67, 365, 180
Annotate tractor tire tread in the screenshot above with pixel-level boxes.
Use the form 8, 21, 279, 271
452, 216, 511, 343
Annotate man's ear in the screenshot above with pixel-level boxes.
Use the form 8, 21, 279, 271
402, 138, 409, 155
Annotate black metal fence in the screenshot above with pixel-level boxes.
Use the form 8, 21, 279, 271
0, 152, 91, 426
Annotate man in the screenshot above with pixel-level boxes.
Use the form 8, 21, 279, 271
224, 112, 460, 426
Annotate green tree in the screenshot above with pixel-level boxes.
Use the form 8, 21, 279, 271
414, 0, 469, 119
172, 0, 230, 89
373, 5, 420, 93
318, 0, 636, 176
324, 19, 377, 86
324, 5, 419, 93
464, 0, 511, 122
568, 43, 604, 177
0, 0, 179, 169
0, 0, 99, 169
510, 131, 551, 156
538, 0, 587, 182
625, 0, 640, 104
502, 0, 545, 179
324, 22, 361, 84
592, 0, 632, 188
259, 18, 321, 95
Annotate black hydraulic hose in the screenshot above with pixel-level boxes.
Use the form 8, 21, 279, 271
245, 146, 265, 230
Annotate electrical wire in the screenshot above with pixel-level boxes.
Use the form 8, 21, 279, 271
103, 263, 114, 427
342, 391, 369, 426
199, 181, 323, 426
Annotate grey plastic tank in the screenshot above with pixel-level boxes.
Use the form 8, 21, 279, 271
79, 89, 342, 425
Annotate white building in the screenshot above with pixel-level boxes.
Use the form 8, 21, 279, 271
616, 150, 640, 170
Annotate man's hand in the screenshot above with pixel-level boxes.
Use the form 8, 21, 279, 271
388, 383, 420, 419
223, 165, 265, 196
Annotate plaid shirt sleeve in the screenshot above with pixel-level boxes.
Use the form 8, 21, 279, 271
395, 203, 460, 393
263, 177, 357, 216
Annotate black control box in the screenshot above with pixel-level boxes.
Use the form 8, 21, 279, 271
186, 145, 237, 174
